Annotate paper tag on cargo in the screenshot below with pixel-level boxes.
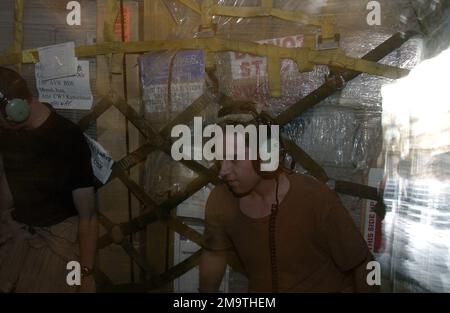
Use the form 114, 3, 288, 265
37, 42, 78, 80
84, 134, 114, 184
35, 60, 93, 110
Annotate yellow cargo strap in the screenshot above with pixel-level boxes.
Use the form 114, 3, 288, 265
104, 0, 123, 75
0, 37, 410, 96
4, 0, 24, 72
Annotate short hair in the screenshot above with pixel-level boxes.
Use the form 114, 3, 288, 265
0, 67, 32, 101
217, 95, 260, 127
216, 97, 260, 149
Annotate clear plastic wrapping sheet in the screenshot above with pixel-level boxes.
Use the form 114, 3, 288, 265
379, 36, 450, 292
338, 35, 423, 110
215, 50, 329, 116
141, 1, 450, 293
381, 177, 450, 292
143, 150, 199, 204
339, 193, 364, 228
145, 1, 424, 187
139, 48, 208, 203
162, 0, 316, 39
209, 0, 349, 115
162, 0, 203, 39
428, 152, 450, 179
213, 0, 319, 40
149, 5, 424, 195
162, 0, 423, 116
279, 33, 421, 172
397, 0, 450, 59
139, 49, 206, 130
162, 0, 412, 40
163, 0, 410, 32
215, 30, 423, 115
284, 106, 382, 170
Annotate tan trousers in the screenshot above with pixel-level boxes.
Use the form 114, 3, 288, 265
0, 209, 79, 292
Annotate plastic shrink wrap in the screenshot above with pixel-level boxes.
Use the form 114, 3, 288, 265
142, 0, 447, 292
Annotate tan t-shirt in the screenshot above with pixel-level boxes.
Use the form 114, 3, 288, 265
202, 173, 371, 292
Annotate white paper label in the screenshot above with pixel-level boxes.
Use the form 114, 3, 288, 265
37, 42, 78, 80
84, 134, 114, 184
35, 60, 93, 110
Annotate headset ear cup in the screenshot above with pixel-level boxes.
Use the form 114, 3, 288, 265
5, 98, 30, 123
254, 159, 279, 179
255, 117, 281, 179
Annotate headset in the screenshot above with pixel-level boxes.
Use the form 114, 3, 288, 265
0, 91, 30, 123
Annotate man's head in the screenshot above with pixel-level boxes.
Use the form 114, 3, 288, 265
216, 98, 282, 196
0, 67, 32, 130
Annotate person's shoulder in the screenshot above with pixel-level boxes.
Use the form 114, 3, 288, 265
207, 183, 234, 205
288, 172, 331, 196
287, 172, 342, 214
46, 111, 90, 156
205, 183, 238, 216
51, 111, 82, 132
49, 111, 86, 141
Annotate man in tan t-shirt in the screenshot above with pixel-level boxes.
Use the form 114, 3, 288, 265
199, 101, 377, 293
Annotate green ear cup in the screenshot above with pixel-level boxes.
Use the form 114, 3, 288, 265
5, 98, 30, 123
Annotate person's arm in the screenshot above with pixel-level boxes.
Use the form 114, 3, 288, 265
200, 187, 233, 292
72, 186, 97, 293
319, 186, 379, 293
199, 249, 228, 292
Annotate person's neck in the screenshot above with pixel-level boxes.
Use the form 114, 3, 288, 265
249, 175, 281, 205
249, 172, 290, 207
23, 99, 51, 130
